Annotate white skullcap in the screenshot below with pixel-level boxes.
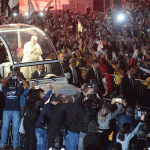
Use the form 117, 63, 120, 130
31, 35, 38, 40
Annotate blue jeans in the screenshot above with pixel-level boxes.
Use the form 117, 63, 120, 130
1, 110, 20, 148
78, 132, 86, 150
65, 131, 79, 150
35, 128, 48, 150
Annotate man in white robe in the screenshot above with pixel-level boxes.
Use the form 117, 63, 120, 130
22, 36, 43, 62
21, 36, 43, 78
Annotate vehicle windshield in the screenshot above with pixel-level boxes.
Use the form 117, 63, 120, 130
0, 24, 58, 64
20, 62, 64, 79
0, 24, 65, 79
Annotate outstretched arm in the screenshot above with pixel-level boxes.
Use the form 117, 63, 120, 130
1, 73, 12, 87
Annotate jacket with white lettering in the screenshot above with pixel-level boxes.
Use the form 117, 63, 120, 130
2, 85, 24, 111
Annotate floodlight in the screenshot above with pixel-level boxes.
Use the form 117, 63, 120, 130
13, 12, 18, 17
24, 12, 29, 17
39, 12, 44, 17
117, 13, 125, 22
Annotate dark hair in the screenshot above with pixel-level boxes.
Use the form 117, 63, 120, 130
28, 89, 42, 101
82, 83, 92, 90
39, 88, 44, 93
92, 59, 99, 65
85, 145, 101, 150
84, 99, 93, 108
51, 97, 59, 103
54, 135, 63, 143
127, 66, 133, 71
138, 129, 147, 139
14, 67, 20, 72
57, 94, 67, 103
28, 89, 34, 97
118, 123, 131, 141
7, 77, 19, 87
113, 142, 122, 150
25, 89, 43, 117
26, 81, 30, 85
144, 113, 150, 126
126, 106, 134, 115
136, 139, 147, 150
88, 121, 100, 132
67, 96, 74, 103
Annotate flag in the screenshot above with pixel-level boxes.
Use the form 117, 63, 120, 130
78, 20, 83, 33
102, 74, 113, 96
109, 131, 114, 141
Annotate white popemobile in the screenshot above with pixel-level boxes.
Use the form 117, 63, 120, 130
0, 23, 80, 96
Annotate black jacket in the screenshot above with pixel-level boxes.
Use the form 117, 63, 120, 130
121, 75, 139, 107
64, 66, 84, 87
75, 92, 85, 104
24, 100, 43, 128
79, 106, 97, 133
48, 103, 67, 133
85, 68, 105, 95
31, 70, 45, 79
48, 102, 67, 148
66, 103, 82, 133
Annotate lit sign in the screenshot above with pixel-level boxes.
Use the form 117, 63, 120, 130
19, 0, 69, 15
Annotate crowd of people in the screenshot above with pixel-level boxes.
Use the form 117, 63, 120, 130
49, 0, 150, 107
0, 73, 150, 150
0, 0, 150, 149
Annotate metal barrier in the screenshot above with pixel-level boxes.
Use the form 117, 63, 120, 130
101, 73, 150, 107
79, 67, 150, 102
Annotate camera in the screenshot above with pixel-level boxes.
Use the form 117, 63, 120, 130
7, 69, 19, 88
90, 79, 99, 94
8, 77, 19, 88
67, 96, 74, 103
12, 70, 18, 79
115, 98, 122, 103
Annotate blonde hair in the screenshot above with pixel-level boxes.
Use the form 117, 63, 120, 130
99, 102, 111, 122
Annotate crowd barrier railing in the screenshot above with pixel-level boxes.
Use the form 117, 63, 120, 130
79, 67, 150, 100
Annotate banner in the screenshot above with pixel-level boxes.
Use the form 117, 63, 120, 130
19, 0, 69, 15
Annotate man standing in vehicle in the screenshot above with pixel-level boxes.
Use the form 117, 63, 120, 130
21, 36, 43, 78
